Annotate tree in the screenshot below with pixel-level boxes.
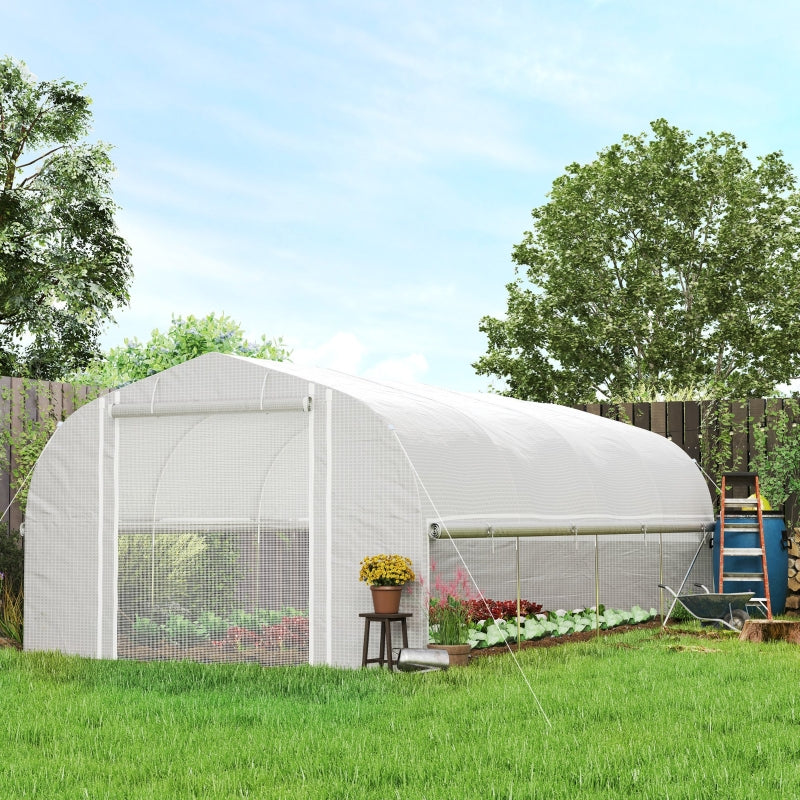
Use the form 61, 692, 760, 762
0, 56, 131, 379
70, 312, 291, 387
475, 119, 800, 404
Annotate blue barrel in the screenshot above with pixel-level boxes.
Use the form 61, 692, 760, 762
713, 512, 788, 614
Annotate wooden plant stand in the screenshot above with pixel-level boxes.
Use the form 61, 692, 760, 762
739, 620, 800, 644
360, 612, 411, 670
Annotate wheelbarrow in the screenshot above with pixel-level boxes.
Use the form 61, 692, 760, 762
658, 583, 754, 631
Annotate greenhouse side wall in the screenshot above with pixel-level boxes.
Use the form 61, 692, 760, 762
24, 398, 115, 657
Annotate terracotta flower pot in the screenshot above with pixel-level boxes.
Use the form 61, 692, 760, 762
370, 585, 403, 614
427, 643, 471, 667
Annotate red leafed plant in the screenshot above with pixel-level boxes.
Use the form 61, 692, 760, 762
465, 598, 542, 621
220, 626, 260, 648
258, 617, 309, 650
213, 616, 309, 650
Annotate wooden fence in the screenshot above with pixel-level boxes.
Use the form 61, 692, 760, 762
575, 399, 794, 463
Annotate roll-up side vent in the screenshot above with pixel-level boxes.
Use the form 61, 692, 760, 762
109, 397, 312, 418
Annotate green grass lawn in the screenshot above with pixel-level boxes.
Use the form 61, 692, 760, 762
1, 626, 799, 799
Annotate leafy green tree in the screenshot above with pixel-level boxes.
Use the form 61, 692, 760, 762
475, 119, 800, 404
0, 56, 132, 378
70, 312, 291, 387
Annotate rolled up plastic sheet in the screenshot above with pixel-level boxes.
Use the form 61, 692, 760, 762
109, 397, 312, 417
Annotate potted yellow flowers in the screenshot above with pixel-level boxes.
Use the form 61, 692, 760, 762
359, 554, 415, 613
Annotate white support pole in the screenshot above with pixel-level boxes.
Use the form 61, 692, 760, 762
96, 396, 106, 659
594, 533, 600, 637
325, 388, 333, 664
111, 391, 120, 659
307, 383, 316, 663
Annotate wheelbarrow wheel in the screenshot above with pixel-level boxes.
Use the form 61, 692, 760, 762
722, 609, 749, 631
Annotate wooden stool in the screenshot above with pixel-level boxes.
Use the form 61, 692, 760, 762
360, 612, 411, 670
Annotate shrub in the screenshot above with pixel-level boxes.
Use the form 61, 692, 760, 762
118, 531, 242, 620
0, 529, 23, 592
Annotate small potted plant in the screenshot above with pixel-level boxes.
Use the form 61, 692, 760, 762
359, 554, 415, 613
427, 595, 472, 666
424, 565, 475, 666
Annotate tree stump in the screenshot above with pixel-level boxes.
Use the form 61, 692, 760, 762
739, 620, 800, 644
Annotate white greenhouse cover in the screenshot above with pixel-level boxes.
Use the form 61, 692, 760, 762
24, 353, 713, 667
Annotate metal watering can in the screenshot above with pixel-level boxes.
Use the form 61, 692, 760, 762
396, 648, 450, 672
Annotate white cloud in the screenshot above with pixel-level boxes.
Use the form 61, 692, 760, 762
288, 331, 429, 385
290, 332, 366, 374
775, 379, 800, 396
364, 354, 429, 385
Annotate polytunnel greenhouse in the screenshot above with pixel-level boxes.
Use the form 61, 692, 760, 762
24, 353, 715, 668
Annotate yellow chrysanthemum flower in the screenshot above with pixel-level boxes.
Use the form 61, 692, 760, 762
359, 554, 415, 586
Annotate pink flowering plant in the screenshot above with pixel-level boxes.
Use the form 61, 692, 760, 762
425, 564, 478, 645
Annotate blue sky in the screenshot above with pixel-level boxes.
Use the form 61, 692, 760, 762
4, 1, 800, 391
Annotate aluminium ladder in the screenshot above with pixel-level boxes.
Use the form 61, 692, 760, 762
718, 472, 772, 619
